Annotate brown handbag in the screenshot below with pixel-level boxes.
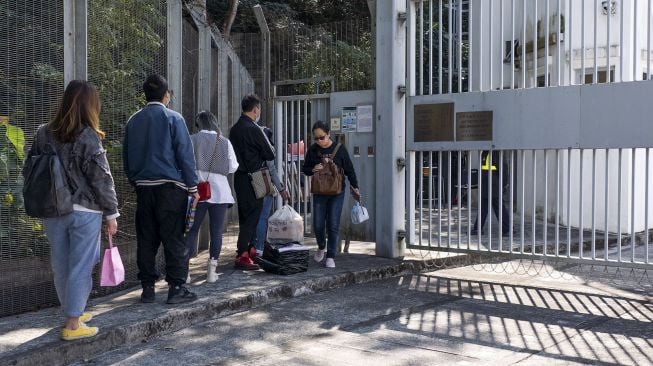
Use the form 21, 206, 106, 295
310, 143, 344, 195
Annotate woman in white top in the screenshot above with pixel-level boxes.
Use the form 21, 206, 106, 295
186, 111, 238, 282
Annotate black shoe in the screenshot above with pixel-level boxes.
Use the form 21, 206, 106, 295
140, 285, 155, 303
166, 285, 197, 304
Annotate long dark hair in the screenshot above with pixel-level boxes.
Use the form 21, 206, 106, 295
49, 80, 104, 143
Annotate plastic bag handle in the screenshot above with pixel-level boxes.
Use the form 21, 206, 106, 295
108, 234, 114, 249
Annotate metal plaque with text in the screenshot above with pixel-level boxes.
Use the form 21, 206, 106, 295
413, 103, 454, 142
456, 111, 493, 141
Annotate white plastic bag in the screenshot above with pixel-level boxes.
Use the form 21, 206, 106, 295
351, 201, 369, 224
267, 204, 304, 243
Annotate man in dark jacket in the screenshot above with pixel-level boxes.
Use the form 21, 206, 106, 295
472, 150, 510, 236
229, 94, 275, 270
123, 74, 199, 304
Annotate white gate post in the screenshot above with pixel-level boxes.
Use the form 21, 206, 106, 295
63, 0, 87, 84
375, 0, 406, 258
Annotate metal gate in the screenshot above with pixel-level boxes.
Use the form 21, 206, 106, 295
405, 0, 653, 269
273, 88, 330, 234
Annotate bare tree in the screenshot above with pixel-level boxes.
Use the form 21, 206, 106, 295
222, 0, 239, 41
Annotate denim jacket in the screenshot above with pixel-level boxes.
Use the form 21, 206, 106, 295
28, 124, 119, 219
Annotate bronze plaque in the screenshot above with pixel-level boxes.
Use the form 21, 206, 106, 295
456, 111, 493, 141
413, 103, 454, 142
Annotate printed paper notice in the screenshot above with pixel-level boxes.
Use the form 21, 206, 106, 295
356, 105, 373, 133
341, 107, 357, 132
330, 117, 341, 131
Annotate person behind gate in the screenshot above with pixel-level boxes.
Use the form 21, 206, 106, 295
185, 111, 238, 283
472, 150, 510, 236
24, 80, 119, 340
302, 120, 360, 268
123, 74, 199, 304
229, 94, 275, 270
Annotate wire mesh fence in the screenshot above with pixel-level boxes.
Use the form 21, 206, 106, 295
0, 1, 254, 317
231, 17, 375, 97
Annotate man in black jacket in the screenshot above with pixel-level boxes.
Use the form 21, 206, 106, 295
229, 94, 275, 269
472, 150, 511, 236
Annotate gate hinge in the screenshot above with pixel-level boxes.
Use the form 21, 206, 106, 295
397, 230, 406, 241
397, 84, 407, 95
397, 11, 407, 22
396, 157, 406, 169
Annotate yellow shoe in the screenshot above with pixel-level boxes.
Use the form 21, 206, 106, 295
79, 312, 93, 323
61, 323, 99, 341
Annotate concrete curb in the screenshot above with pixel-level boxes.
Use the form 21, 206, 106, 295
1, 254, 473, 366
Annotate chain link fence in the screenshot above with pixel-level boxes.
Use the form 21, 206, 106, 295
0, 0, 254, 317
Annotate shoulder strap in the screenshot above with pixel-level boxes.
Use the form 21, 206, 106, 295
331, 143, 342, 157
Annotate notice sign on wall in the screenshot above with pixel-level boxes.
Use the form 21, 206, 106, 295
356, 105, 374, 133
342, 107, 357, 132
413, 103, 454, 142
456, 111, 493, 141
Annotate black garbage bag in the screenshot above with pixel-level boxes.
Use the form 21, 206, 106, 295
254, 241, 309, 275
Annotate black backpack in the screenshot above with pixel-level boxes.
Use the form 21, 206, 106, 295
22, 126, 73, 218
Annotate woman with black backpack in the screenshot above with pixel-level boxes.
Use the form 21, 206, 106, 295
302, 121, 360, 268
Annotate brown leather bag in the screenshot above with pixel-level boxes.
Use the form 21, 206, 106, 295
310, 143, 344, 195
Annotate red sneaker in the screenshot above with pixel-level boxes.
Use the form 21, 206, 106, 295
248, 246, 259, 259
234, 253, 260, 270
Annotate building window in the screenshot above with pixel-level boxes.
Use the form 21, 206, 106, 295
582, 69, 615, 84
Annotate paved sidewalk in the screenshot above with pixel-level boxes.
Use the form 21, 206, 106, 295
0, 240, 468, 366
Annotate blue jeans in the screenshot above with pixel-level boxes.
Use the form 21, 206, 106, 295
254, 195, 274, 252
186, 202, 229, 260
43, 211, 102, 318
312, 191, 345, 259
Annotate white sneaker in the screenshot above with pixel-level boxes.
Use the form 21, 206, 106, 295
256, 249, 263, 257
325, 258, 335, 268
314, 249, 325, 263
207, 259, 218, 283
186, 274, 191, 284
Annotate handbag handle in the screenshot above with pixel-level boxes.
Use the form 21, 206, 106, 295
202, 134, 220, 181
108, 233, 114, 249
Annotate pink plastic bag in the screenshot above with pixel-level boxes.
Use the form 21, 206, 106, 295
100, 234, 125, 287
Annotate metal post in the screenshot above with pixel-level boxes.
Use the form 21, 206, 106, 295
197, 4, 211, 112
375, 0, 406, 258
167, 0, 183, 113
253, 5, 272, 125
63, 0, 87, 84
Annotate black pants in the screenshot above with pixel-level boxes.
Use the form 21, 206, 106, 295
135, 184, 188, 287
234, 171, 263, 256
475, 172, 510, 234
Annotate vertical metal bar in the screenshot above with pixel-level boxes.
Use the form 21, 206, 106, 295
480, 1, 484, 90
582, 0, 586, 83
567, 148, 572, 258
569, 0, 573, 85
619, 0, 624, 82
490, 0, 494, 90
631, 148, 637, 263
290, 100, 296, 208
429, 151, 434, 247
511, 0, 515, 89
521, 150, 526, 252
605, 149, 610, 260
458, 0, 463, 92
557, 0, 561, 86
618, 148, 623, 262
543, 150, 548, 255
438, 151, 443, 247
592, 149, 597, 259
545, 0, 550, 87
579, 149, 584, 258
593, 0, 598, 84
499, 150, 504, 251
522, 0, 527, 87
555, 149, 560, 256
408, 0, 417, 96
468, 0, 473, 90
439, 0, 443, 94
419, 152, 424, 246
448, 0, 453, 93
533, 0, 538, 87
303, 99, 309, 223
457, 151, 462, 248
488, 150, 493, 250
448, 151, 452, 248
532, 150, 537, 253
510, 150, 515, 249
649, 0, 652, 80
420, 0, 424, 95
478, 150, 483, 249
607, 0, 612, 83
468, 151, 472, 250
500, 0, 504, 90
429, 0, 434, 94
634, 0, 638, 81
647, 148, 650, 264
